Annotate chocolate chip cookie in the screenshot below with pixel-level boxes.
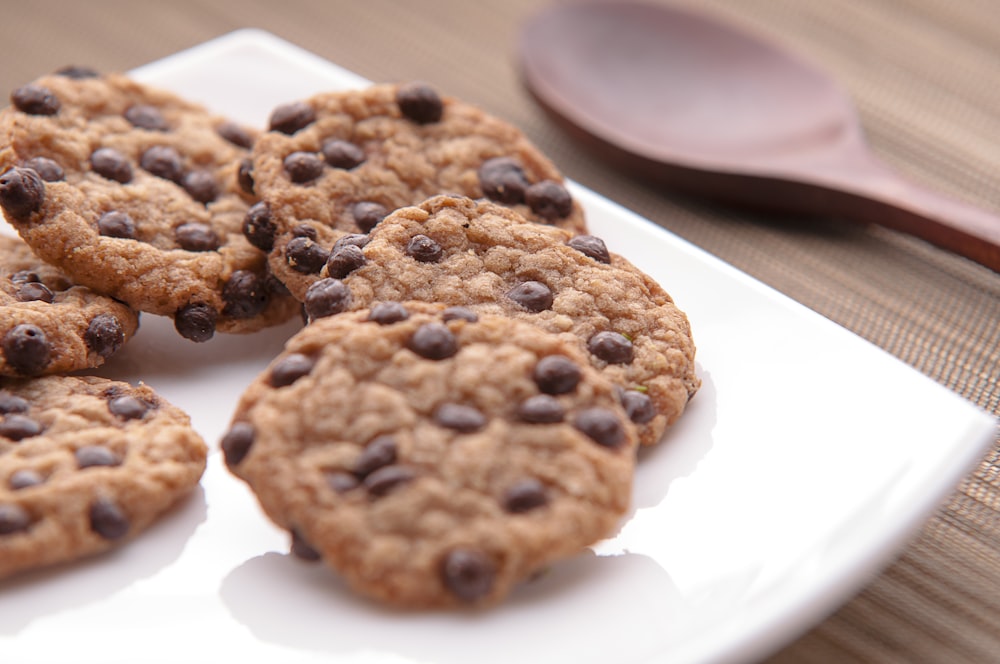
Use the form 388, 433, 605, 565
0, 234, 139, 376
0, 375, 207, 579
245, 82, 587, 300
0, 69, 298, 342
301, 195, 699, 446
222, 302, 636, 608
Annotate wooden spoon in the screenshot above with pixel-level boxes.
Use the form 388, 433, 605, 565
518, 1, 1000, 271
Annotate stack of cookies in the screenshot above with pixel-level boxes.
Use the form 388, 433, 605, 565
0, 69, 699, 607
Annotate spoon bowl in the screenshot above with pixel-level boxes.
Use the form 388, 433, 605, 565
519, 1, 1000, 271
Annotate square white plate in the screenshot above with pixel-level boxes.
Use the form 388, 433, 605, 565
1, 30, 996, 664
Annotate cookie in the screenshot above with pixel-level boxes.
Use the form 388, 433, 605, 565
302, 195, 699, 446
0, 69, 299, 342
221, 302, 636, 608
0, 375, 207, 579
245, 82, 587, 300
0, 234, 139, 376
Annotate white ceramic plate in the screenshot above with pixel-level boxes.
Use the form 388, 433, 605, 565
1, 30, 996, 664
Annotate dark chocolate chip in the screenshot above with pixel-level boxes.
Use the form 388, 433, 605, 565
97, 210, 136, 239
216, 121, 255, 149
478, 157, 529, 205
237, 158, 255, 195
0, 392, 29, 414
291, 224, 318, 239
90, 148, 132, 183
587, 331, 634, 364
85, 313, 125, 358
269, 353, 316, 387
124, 104, 168, 131
11, 84, 59, 115
0, 167, 45, 218
326, 243, 367, 279
0, 503, 31, 535
367, 301, 409, 325
332, 233, 370, 252
108, 395, 150, 420
23, 156, 64, 182
567, 235, 611, 263
173, 222, 219, 252
441, 307, 478, 323
285, 236, 330, 274
15, 281, 53, 303
434, 403, 487, 432
533, 355, 582, 394
243, 201, 275, 251
269, 101, 315, 134
572, 407, 627, 448
303, 278, 352, 320
222, 270, 269, 319
174, 303, 217, 342
0, 414, 43, 440
351, 201, 387, 233
140, 145, 184, 183
89, 497, 129, 539
221, 422, 255, 466
75, 445, 121, 469
506, 281, 553, 312
181, 170, 218, 204
405, 234, 443, 263
364, 464, 416, 497
396, 82, 443, 124
8, 469, 44, 490
54, 65, 99, 79
441, 548, 495, 602
502, 478, 549, 513
321, 139, 365, 169
290, 529, 321, 561
283, 151, 325, 183
516, 395, 565, 423
10, 270, 39, 285
352, 435, 397, 477
408, 323, 458, 360
525, 180, 573, 220
621, 390, 656, 424
326, 470, 360, 493
2, 324, 51, 375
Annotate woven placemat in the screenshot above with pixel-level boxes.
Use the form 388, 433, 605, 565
2, 1, 998, 661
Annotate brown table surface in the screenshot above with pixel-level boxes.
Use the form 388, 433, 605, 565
3, 1, 999, 661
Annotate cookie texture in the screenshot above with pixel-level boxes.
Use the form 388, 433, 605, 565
0, 234, 139, 376
222, 303, 636, 608
247, 82, 587, 300
0, 70, 298, 341
304, 195, 699, 446
0, 375, 207, 578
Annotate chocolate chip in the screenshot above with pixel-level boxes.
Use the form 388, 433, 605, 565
90, 147, 132, 183
2, 324, 51, 375
326, 243, 367, 278
291, 224, 318, 239
568, 235, 611, 263
285, 236, 330, 274
223, 270, 269, 319
332, 233, 370, 252
303, 278, 352, 320
11, 84, 59, 115
269, 353, 316, 388
237, 158, 255, 195
441, 306, 478, 323
408, 323, 458, 360
0, 167, 45, 218
10, 270, 39, 285
621, 390, 656, 424
441, 548, 495, 602
516, 395, 565, 423
502, 478, 549, 513
326, 470, 360, 493
587, 331, 634, 364
75, 445, 121, 469
525, 180, 573, 220
124, 104, 167, 131
351, 201, 387, 233
506, 281, 553, 312
0, 503, 31, 535
85, 313, 125, 358
0, 392, 29, 414
108, 395, 150, 420
140, 145, 184, 183
89, 497, 129, 539
181, 170, 218, 204
97, 210, 136, 239
321, 139, 365, 169
364, 464, 416, 497
434, 403, 487, 432
396, 82, 443, 124
54, 65, 99, 79
405, 234, 443, 262
174, 302, 217, 342
15, 281, 53, 303
0, 414, 43, 440
23, 156, 64, 182
352, 435, 397, 477
269, 101, 315, 134
216, 121, 255, 149
533, 355, 582, 394
8, 469, 44, 490
243, 201, 275, 251
290, 529, 321, 561
367, 301, 409, 325
478, 157, 529, 205
283, 151, 325, 183
221, 422, 254, 466
172, 222, 217, 252
572, 407, 627, 448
